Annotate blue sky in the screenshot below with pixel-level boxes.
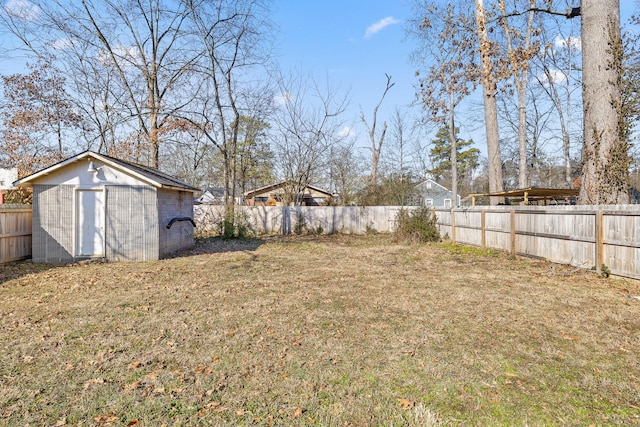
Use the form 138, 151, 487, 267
272, 0, 421, 147
0, 0, 422, 156
1, 1, 635, 165
272, 1, 639, 161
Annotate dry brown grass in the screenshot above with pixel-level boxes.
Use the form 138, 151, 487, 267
1, 234, 639, 426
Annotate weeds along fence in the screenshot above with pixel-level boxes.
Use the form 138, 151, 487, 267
434, 205, 640, 281
0, 204, 32, 264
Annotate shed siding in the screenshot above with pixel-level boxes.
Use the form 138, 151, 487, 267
33, 184, 75, 263
158, 189, 194, 256
105, 185, 159, 261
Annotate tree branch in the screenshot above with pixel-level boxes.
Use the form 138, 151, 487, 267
498, 7, 580, 21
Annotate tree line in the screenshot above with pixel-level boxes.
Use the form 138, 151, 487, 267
0, 0, 638, 222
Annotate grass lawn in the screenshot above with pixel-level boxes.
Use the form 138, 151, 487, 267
1, 234, 639, 426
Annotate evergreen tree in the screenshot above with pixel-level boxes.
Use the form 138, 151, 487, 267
428, 126, 480, 192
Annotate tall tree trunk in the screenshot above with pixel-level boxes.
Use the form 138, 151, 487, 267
475, 0, 504, 205
150, 110, 159, 168
449, 92, 458, 208
516, 80, 528, 189
579, 0, 629, 204
362, 74, 394, 186
499, 0, 534, 190
562, 117, 572, 189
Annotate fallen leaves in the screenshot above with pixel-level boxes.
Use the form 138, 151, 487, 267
93, 413, 118, 426
197, 401, 230, 417
397, 398, 415, 410
127, 361, 144, 370
291, 407, 304, 419
123, 380, 141, 392
83, 377, 105, 390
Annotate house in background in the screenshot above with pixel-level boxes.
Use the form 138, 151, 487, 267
244, 181, 334, 206
0, 167, 18, 204
194, 187, 246, 205
194, 187, 225, 205
415, 179, 461, 208
13, 151, 199, 263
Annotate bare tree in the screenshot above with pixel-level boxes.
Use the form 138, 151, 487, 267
532, 13, 582, 188
271, 69, 350, 205
409, 2, 479, 207
497, 0, 538, 189
501, 0, 630, 203
0, 0, 197, 167
73, 0, 195, 167
384, 107, 413, 206
361, 73, 394, 186
327, 139, 365, 206
387, 107, 410, 177
0, 60, 83, 177
177, 0, 274, 235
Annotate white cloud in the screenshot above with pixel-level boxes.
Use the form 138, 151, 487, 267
337, 126, 353, 138
3, 0, 40, 22
539, 68, 567, 86
273, 92, 294, 106
364, 16, 400, 39
50, 38, 73, 51
554, 35, 581, 51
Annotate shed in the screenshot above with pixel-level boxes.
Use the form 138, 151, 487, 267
13, 151, 199, 263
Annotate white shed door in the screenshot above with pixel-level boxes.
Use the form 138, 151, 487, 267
77, 189, 105, 257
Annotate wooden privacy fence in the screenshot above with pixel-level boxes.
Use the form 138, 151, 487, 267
434, 205, 640, 281
9, 203, 639, 277
0, 205, 32, 264
195, 205, 409, 235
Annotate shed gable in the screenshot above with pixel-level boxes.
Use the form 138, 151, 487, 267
25, 158, 151, 188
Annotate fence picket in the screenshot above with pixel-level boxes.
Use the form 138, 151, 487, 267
0, 205, 32, 264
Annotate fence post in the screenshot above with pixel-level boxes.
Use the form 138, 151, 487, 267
450, 208, 456, 243
510, 209, 516, 257
481, 209, 486, 248
595, 210, 603, 274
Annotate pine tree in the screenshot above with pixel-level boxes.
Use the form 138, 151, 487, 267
428, 126, 480, 192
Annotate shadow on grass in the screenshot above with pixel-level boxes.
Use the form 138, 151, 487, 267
170, 236, 268, 258
170, 233, 355, 259
0, 260, 63, 285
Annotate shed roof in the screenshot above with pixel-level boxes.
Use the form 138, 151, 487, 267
13, 150, 200, 192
